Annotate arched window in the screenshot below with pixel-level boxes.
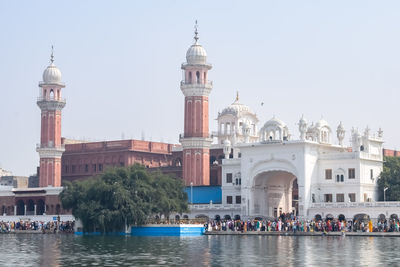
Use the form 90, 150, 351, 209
203, 72, 207, 83
44, 89, 47, 99
196, 71, 200, 83
188, 72, 192, 83
226, 123, 231, 135
220, 123, 225, 134
50, 89, 54, 99
57, 90, 60, 100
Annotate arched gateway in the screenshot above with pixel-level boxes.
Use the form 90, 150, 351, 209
246, 159, 300, 219
251, 171, 298, 218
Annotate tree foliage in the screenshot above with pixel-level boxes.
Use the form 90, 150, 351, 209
60, 164, 188, 233
378, 157, 400, 201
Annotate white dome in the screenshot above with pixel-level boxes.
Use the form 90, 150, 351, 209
186, 43, 207, 65
220, 99, 254, 117
263, 116, 286, 128
316, 118, 329, 129
42, 63, 62, 84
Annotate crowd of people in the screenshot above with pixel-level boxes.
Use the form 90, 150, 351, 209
205, 213, 400, 233
0, 220, 75, 233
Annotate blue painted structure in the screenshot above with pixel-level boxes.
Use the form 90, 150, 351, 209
184, 186, 222, 204
131, 225, 205, 236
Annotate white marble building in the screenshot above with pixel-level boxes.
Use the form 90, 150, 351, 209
188, 95, 393, 221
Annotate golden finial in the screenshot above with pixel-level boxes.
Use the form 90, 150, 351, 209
235, 91, 239, 102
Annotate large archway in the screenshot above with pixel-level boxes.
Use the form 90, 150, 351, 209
251, 170, 297, 218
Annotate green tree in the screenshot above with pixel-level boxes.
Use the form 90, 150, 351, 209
378, 157, 400, 201
60, 164, 188, 233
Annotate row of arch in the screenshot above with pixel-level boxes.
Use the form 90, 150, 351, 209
42, 88, 60, 101
314, 213, 400, 222
1, 199, 62, 216
186, 71, 207, 84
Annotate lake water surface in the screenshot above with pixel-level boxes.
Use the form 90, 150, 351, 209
0, 234, 399, 266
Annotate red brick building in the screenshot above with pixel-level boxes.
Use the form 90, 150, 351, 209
60, 138, 224, 186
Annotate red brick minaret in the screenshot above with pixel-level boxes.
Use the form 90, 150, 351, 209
36, 47, 66, 187
180, 22, 213, 186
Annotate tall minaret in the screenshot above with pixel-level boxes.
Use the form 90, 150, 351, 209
180, 22, 213, 186
36, 47, 66, 187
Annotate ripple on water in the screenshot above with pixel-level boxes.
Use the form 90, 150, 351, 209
0, 234, 399, 266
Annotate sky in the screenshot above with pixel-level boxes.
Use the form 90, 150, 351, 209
1, 0, 400, 176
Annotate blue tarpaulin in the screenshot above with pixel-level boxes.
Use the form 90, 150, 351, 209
184, 186, 222, 204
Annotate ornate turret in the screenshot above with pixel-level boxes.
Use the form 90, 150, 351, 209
336, 122, 345, 146
298, 115, 307, 141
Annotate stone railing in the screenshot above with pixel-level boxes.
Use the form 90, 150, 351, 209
36, 143, 65, 150
37, 97, 66, 103
180, 80, 213, 87
359, 151, 382, 161
310, 201, 400, 209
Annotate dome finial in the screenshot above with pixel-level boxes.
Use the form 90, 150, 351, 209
235, 91, 239, 102
50, 45, 54, 64
194, 20, 199, 43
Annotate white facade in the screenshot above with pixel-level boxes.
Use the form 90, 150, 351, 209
189, 102, 391, 220
219, 112, 386, 220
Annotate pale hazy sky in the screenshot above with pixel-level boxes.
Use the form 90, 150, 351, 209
1, 1, 400, 176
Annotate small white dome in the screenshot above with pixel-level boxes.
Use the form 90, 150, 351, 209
220, 99, 254, 117
186, 43, 207, 65
42, 63, 62, 84
263, 116, 286, 128
316, 118, 329, 129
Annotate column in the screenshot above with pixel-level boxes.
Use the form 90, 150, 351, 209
14, 205, 16, 216
34, 204, 37, 216
24, 205, 26, 216
44, 204, 47, 215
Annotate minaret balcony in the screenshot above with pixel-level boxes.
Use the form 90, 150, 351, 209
37, 97, 66, 110
36, 143, 65, 158
37, 96, 66, 103
36, 143, 65, 150
180, 80, 212, 87
181, 62, 212, 69
180, 81, 212, 97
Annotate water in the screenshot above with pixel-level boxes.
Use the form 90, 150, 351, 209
0, 234, 399, 266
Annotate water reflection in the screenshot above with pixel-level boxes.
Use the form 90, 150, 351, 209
0, 234, 399, 266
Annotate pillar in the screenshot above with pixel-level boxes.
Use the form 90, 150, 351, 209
14, 205, 16, 216
34, 204, 37, 216
24, 205, 26, 216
